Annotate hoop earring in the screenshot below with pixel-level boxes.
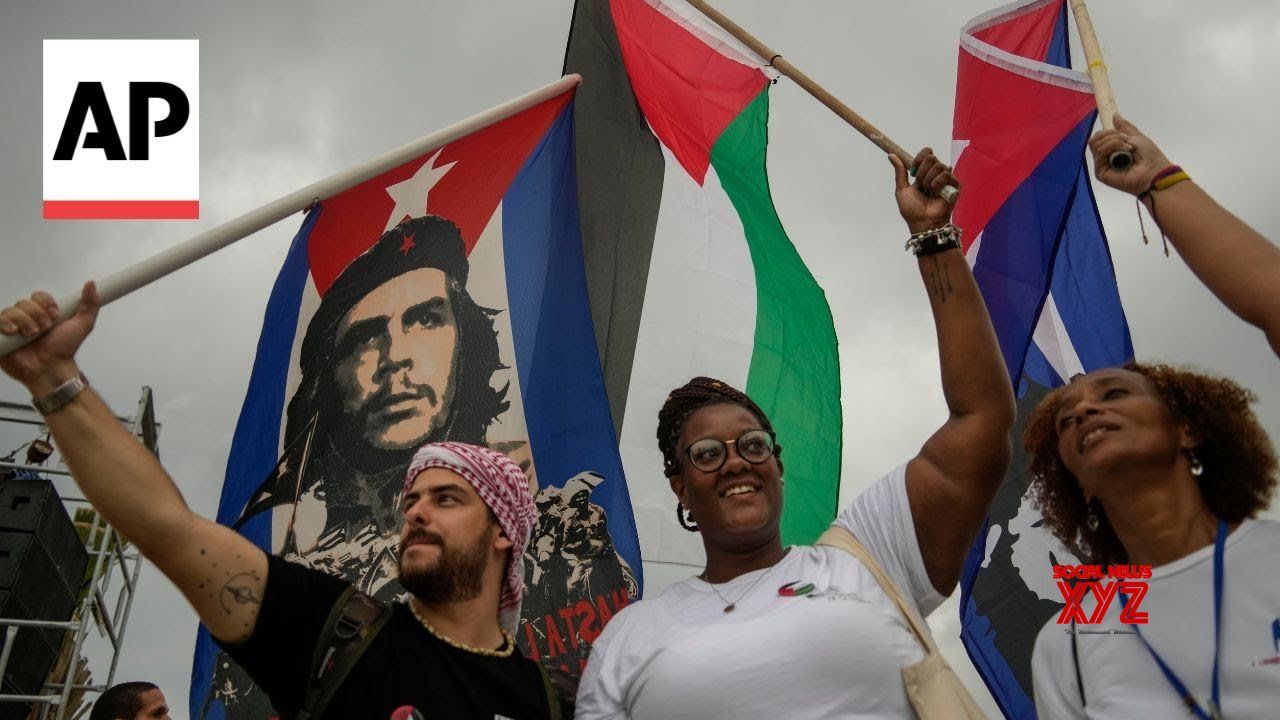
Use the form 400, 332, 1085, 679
676, 502, 699, 532
1086, 500, 1101, 532
1188, 449, 1205, 477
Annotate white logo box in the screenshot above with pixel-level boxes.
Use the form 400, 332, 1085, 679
43, 39, 199, 219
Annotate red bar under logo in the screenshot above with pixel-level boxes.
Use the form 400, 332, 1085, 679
42, 200, 199, 220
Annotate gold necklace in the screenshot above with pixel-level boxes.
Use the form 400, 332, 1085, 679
409, 601, 516, 658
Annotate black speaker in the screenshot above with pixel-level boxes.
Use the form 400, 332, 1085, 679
0, 479, 87, 591
0, 531, 80, 616
0, 674, 34, 720
0, 480, 86, 712
0, 589, 62, 708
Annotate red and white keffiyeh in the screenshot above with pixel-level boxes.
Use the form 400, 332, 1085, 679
404, 441, 536, 632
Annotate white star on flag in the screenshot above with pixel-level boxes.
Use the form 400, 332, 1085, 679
383, 149, 457, 232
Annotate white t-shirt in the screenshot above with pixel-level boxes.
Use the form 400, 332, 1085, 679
575, 464, 945, 720
1032, 519, 1280, 719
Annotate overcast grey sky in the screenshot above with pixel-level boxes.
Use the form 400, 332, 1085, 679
2, 1, 1277, 717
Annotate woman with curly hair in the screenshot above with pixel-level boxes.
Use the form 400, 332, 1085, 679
575, 149, 1015, 719
1027, 361, 1279, 719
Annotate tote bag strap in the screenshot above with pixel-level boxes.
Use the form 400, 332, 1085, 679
816, 525, 937, 653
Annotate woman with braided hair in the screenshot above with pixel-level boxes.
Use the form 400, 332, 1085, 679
575, 149, 1016, 719
1027, 362, 1280, 719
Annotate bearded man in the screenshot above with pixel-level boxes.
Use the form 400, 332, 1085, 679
0, 286, 566, 719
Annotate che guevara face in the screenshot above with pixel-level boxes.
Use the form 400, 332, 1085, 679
332, 267, 460, 452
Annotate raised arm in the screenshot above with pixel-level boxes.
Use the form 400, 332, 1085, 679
1091, 115, 1280, 357
0, 284, 267, 644
890, 150, 1016, 595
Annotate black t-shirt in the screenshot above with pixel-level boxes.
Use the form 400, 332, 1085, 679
220, 554, 551, 720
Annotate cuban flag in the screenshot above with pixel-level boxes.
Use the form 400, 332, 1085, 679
951, 1, 1133, 717
191, 85, 642, 719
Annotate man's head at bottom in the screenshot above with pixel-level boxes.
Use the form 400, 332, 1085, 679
91, 682, 170, 720
397, 442, 537, 632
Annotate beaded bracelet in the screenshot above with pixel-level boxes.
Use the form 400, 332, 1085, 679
905, 223, 962, 257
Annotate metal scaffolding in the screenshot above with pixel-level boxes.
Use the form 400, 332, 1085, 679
0, 390, 158, 720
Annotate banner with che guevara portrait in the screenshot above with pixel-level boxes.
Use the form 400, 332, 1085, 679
190, 84, 642, 719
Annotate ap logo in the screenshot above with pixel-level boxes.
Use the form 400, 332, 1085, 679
43, 39, 199, 219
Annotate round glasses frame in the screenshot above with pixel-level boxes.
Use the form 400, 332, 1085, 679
681, 429, 777, 473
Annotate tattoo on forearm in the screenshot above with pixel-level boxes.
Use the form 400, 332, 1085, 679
219, 572, 262, 614
926, 257, 955, 302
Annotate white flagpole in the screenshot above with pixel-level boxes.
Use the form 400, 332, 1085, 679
1067, 0, 1132, 169
1, 74, 582, 358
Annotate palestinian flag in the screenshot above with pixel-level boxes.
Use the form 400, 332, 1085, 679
565, 0, 841, 569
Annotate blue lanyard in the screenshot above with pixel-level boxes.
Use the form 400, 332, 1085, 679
1120, 519, 1227, 720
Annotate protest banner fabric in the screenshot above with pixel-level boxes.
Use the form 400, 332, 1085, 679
952, 2, 1133, 717
192, 86, 642, 717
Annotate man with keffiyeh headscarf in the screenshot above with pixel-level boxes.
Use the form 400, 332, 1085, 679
212, 440, 563, 719
399, 441, 538, 635
0, 279, 571, 718
203, 215, 548, 718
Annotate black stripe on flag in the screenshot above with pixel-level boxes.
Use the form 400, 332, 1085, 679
563, 0, 665, 436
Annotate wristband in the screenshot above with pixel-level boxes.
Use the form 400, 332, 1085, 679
1135, 166, 1190, 257
1150, 165, 1190, 192
32, 373, 88, 415
1152, 166, 1187, 190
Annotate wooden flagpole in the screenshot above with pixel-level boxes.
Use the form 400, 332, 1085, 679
0, 75, 581, 358
685, 0, 959, 203
1068, 0, 1133, 169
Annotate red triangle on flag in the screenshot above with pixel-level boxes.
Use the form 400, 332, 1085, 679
951, 46, 1095, 250
611, 0, 768, 185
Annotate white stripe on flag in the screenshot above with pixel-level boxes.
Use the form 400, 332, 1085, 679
619, 146, 757, 570
1031, 291, 1085, 382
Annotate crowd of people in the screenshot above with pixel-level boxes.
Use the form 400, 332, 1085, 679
4, 118, 1278, 719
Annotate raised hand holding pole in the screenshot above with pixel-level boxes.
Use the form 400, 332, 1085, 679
1068, 0, 1132, 170
685, 0, 959, 204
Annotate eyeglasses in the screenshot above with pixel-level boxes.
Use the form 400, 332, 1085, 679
681, 429, 777, 473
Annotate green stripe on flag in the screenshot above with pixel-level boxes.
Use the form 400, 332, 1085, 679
709, 89, 843, 545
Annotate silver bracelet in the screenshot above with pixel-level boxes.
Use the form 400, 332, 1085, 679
32, 374, 88, 415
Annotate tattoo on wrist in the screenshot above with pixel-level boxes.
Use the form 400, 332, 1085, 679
927, 257, 954, 302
